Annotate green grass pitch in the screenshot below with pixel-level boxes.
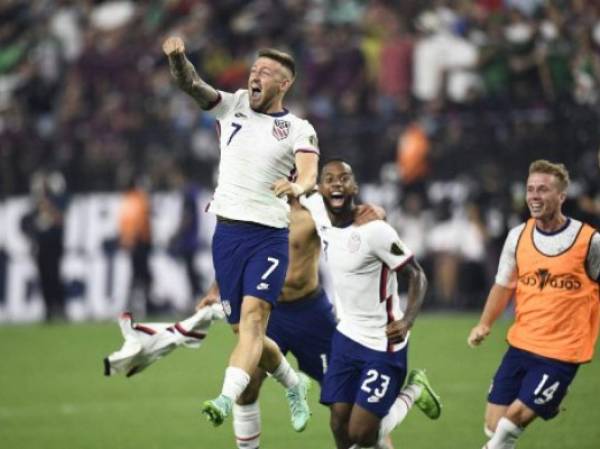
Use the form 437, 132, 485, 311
1, 314, 599, 449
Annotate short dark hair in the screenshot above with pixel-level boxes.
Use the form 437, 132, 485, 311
321, 157, 350, 169
257, 48, 295, 77
320, 158, 354, 178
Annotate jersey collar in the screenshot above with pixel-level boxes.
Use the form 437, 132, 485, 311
535, 217, 571, 236
265, 108, 289, 117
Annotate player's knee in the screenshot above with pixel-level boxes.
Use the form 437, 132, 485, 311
242, 296, 272, 316
239, 311, 267, 338
505, 404, 536, 428
348, 422, 379, 447
348, 425, 378, 447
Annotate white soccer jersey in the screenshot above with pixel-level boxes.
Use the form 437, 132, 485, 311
320, 220, 415, 352
495, 218, 600, 288
206, 89, 319, 228
299, 191, 331, 238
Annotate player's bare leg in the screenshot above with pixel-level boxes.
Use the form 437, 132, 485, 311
505, 400, 537, 428
230, 296, 271, 371
330, 403, 354, 449
485, 403, 509, 434
202, 296, 270, 426
482, 400, 535, 449
348, 405, 381, 448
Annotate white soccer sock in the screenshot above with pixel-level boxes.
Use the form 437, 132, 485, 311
270, 357, 299, 389
233, 402, 261, 449
483, 417, 523, 449
377, 383, 421, 442
221, 366, 251, 401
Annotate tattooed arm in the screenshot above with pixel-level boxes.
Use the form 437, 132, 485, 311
162, 36, 220, 109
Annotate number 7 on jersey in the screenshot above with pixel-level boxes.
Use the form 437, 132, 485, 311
227, 122, 242, 145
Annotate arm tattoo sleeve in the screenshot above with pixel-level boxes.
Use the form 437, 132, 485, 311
168, 52, 219, 109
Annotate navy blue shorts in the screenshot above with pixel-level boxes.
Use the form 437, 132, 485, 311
320, 330, 408, 418
212, 220, 289, 324
267, 288, 336, 384
488, 346, 579, 420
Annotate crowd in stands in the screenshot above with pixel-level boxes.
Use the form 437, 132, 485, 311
1, 0, 600, 308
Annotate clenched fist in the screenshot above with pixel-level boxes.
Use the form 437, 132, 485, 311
163, 36, 185, 56
467, 323, 490, 347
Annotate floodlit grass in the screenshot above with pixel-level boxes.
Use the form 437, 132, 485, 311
0, 314, 599, 449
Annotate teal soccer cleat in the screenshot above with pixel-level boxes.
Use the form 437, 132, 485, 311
286, 372, 312, 432
201, 394, 233, 427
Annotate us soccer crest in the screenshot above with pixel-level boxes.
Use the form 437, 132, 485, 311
272, 119, 291, 140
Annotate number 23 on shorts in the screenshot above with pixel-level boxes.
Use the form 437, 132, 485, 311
361, 369, 391, 402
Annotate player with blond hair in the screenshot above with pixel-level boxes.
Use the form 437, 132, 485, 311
468, 159, 600, 449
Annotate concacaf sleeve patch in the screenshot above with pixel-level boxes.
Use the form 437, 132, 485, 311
391, 242, 404, 256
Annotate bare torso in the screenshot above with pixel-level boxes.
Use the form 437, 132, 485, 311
279, 199, 321, 302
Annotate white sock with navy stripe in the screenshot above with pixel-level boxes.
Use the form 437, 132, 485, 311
233, 402, 261, 449
377, 384, 422, 443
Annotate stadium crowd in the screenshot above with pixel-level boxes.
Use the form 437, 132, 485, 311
1, 0, 600, 309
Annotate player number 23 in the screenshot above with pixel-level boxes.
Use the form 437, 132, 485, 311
361, 369, 391, 398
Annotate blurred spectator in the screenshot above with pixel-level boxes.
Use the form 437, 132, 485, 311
118, 175, 153, 317
479, 15, 511, 103
537, 4, 574, 103
572, 26, 600, 105
504, 8, 541, 104
412, 10, 447, 107
396, 117, 430, 191
413, 8, 481, 107
504, 0, 545, 17
377, 15, 414, 116
168, 164, 203, 301
389, 191, 432, 260
21, 170, 68, 321
427, 198, 487, 308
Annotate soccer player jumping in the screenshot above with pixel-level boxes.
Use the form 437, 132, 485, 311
163, 37, 318, 431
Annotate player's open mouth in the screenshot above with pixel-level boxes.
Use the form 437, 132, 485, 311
251, 86, 261, 99
330, 192, 345, 207
529, 202, 542, 213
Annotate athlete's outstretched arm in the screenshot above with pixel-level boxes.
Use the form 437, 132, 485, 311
163, 36, 220, 109
386, 259, 427, 344
272, 151, 318, 198
467, 283, 514, 347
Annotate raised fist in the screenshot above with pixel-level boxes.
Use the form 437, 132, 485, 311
162, 36, 185, 56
